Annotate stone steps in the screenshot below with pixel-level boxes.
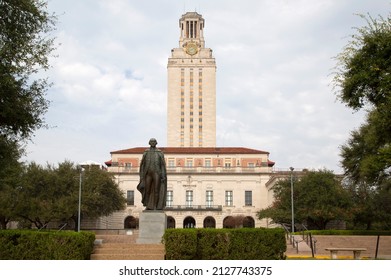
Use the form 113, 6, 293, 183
91, 244, 165, 260
95, 234, 138, 243
90, 233, 166, 260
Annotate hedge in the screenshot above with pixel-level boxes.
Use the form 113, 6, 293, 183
163, 228, 286, 260
0, 230, 95, 260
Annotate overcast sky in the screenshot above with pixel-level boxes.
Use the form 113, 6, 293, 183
23, 0, 390, 172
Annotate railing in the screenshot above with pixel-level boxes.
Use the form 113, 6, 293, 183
57, 223, 68, 231
297, 224, 317, 256
164, 205, 223, 211
38, 222, 49, 231
281, 223, 317, 256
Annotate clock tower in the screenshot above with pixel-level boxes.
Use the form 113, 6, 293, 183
167, 12, 216, 147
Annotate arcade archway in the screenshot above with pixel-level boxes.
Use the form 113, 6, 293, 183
183, 216, 196, 228
223, 216, 235, 228
124, 216, 138, 229
167, 216, 176, 228
243, 216, 255, 228
203, 216, 216, 228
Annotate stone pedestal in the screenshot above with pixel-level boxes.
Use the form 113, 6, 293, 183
137, 211, 167, 244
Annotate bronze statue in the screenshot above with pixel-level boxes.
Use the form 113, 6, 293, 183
137, 138, 167, 210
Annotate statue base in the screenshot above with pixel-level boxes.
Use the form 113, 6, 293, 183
136, 211, 167, 244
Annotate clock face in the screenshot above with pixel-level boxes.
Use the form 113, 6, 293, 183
186, 42, 198, 55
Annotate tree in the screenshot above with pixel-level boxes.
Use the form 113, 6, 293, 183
342, 179, 377, 230
0, 0, 56, 167
0, 136, 24, 229
76, 165, 127, 226
11, 161, 126, 230
333, 13, 391, 186
0, 157, 23, 229
333, 12, 391, 229
0, 1, 56, 219
340, 109, 391, 186
16, 162, 60, 228
333, 13, 391, 111
258, 170, 352, 230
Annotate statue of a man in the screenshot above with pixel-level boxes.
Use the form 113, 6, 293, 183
137, 138, 167, 210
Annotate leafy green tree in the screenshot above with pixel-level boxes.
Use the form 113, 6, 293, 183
333, 13, 391, 111
0, 136, 24, 229
340, 109, 391, 186
0, 1, 56, 220
16, 162, 59, 228
0, 0, 56, 142
79, 166, 126, 222
10, 161, 126, 230
333, 13, 391, 186
258, 170, 352, 230
0, 159, 23, 229
342, 179, 377, 230
333, 12, 391, 229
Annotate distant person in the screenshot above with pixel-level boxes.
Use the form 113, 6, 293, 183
137, 138, 167, 210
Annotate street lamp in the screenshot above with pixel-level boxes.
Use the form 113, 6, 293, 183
290, 167, 294, 233
77, 166, 83, 232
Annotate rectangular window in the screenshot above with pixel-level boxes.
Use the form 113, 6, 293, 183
225, 191, 233, 206
126, 190, 134, 206
166, 190, 173, 207
186, 190, 193, 207
206, 190, 213, 207
168, 159, 175, 168
205, 159, 211, 167
245, 191, 252, 206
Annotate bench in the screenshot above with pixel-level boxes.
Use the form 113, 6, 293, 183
325, 248, 367, 259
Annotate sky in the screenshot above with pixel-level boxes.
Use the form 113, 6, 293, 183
23, 0, 390, 173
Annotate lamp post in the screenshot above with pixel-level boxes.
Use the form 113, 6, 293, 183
77, 166, 83, 232
290, 167, 295, 233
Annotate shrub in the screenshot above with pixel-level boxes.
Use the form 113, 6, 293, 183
163, 228, 286, 260
0, 230, 95, 260
163, 229, 197, 260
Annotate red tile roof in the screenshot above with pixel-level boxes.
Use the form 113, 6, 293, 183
111, 146, 270, 155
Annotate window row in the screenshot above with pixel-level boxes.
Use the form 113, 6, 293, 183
126, 190, 252, 207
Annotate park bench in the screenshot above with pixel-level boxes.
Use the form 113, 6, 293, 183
325, 248, 367, 259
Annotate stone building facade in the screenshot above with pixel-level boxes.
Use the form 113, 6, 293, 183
101, 147, 275, 229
